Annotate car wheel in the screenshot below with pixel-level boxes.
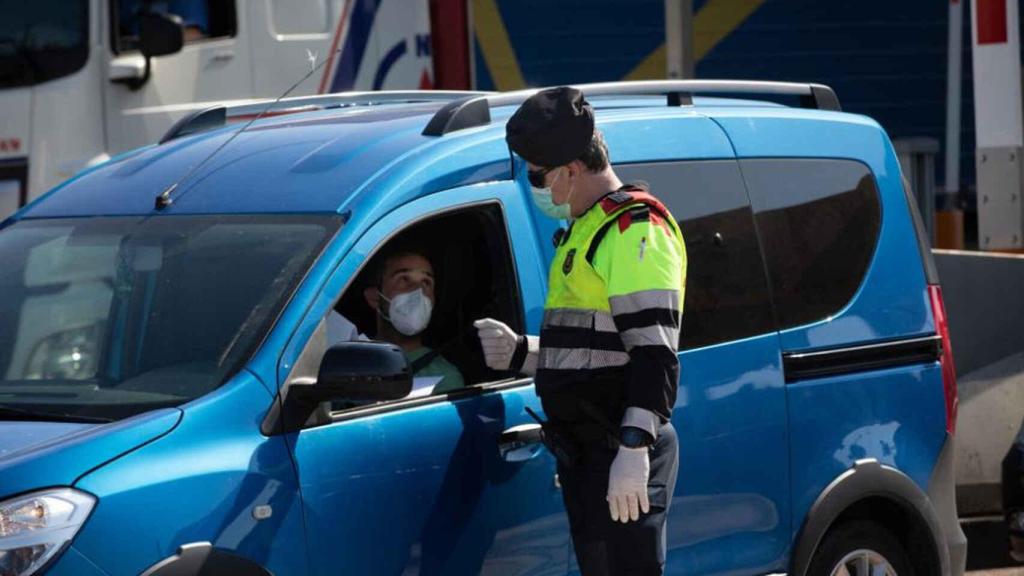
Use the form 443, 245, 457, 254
808, 520, 915, 576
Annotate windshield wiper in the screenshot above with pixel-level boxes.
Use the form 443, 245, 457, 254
0, 405, 112, 424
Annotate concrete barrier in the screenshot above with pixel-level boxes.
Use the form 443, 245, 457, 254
935, 250, 1024, 376
934, 250, 1024, 516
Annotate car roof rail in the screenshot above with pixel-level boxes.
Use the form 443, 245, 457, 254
421, 80, 841, 137
159, 90, 490, 144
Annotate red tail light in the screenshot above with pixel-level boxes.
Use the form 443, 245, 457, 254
928, 285, 958, 435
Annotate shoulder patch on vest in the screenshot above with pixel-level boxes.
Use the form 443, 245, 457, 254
617, 205, 650, 232
600, 190, 636, 214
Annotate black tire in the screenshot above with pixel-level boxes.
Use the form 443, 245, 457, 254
807, 520, 916, 576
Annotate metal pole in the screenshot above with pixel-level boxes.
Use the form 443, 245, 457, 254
946, 0, 963, 194
665, 0, 694, 79
971, 0, 1024, 250
467, 0, 477, 89
682, 0, 694, 78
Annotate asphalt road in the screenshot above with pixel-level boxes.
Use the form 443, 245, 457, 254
965, 517, 1023, 574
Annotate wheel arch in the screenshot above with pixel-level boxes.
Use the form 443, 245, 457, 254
140, 542, 272, 576
790, 458, 949, 576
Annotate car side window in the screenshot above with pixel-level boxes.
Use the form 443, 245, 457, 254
739, 159, 882, 330
298, 203, 525, 413
615, 160, 776, 350
113, 0, 237, 52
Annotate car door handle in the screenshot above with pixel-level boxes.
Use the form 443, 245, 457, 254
210, 50, 235, 62
498, 423, 544, 462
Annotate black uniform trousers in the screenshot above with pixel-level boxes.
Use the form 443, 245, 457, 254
557, 422, 679, 576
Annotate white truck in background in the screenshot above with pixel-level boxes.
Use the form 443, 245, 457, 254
0, 0, 434, 220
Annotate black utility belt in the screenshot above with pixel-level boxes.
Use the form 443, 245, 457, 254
526, 395, 627, 469
526, 410, 617, 469
562, 420, 619, 446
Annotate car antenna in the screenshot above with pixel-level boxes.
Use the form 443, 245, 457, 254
153, 48, 338, 210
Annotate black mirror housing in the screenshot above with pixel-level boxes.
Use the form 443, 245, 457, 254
270, 341, 413, 434
314, 341, 413, 402
139, 12, 184, 58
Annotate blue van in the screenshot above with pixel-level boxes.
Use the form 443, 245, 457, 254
0, 81, 966, 576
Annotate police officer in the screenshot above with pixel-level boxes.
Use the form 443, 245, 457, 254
474, 86, 687, 575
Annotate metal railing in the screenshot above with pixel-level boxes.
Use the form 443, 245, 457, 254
422, 80, 842, 136
160, 90, 490, 144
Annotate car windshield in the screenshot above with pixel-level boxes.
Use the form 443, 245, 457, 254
0, 214, 340, 421
0, 0, 88, 88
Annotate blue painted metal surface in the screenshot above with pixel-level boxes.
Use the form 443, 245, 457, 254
664, 334, 790, 575
47, 546, 112, 576
17, 104, 450, 218
276, 182, 569, 575
0, 408, 181, 498
287, 386, 569, 575
3, 95, 954, 575
786, 363, 949, 539
0, 421, 93, 459
62, 370, 307, 576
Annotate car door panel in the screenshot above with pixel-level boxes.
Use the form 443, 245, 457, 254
666, 335, 789, 573
290, 386, 567, 575
604, 160, 791, 575
280, 182, 570, 575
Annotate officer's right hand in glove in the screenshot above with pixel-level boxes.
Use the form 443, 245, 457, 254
474, 318, 519, 370
607, 446, 651, 523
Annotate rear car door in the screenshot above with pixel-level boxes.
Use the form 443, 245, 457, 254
278, 182, 570, 575
615, 160, 792, 575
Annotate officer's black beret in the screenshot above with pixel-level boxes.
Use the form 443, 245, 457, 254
506, 87, 595, 168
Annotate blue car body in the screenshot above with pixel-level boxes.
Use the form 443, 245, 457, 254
0, 85, 966, 576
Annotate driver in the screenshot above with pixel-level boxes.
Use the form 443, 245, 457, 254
359, 247, 464, 394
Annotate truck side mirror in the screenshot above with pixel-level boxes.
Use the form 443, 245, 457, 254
139, 12, 185, 58
115, 12, 184, 90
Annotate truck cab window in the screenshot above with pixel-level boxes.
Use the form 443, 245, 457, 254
0, 0, 89, 89
113, 0, 237, 52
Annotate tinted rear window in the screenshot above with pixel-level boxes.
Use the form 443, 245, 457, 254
617, 160, 776, 350
740, 159, 882, 330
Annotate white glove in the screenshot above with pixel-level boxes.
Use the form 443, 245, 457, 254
607, 446, 651, 523
474, 318, 520, 370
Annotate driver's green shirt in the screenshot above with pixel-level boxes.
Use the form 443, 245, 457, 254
405, 347, 465, 393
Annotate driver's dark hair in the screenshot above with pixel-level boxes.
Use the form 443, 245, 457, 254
576, 129, 610, 172
367, 243, 434, 288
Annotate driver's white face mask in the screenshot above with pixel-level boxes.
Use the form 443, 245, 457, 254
380, 287, 433, 336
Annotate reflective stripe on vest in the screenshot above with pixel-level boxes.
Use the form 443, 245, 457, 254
537, 188, 685, 375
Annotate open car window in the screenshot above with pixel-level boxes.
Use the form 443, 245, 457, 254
289, 202, 526, 416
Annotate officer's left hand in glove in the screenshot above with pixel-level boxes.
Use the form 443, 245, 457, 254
473, 318, 519, 370
607, 446, 650, 523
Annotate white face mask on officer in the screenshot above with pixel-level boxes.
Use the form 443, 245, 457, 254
379, 287, 433, 336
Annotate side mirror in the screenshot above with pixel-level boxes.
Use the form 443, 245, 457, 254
277, 341, 413, 432
139, 12, 185, 58
314, 341, 413, 402
114, 12, 184, 90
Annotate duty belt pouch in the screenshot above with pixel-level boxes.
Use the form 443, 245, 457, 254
525, 407, 582, 469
